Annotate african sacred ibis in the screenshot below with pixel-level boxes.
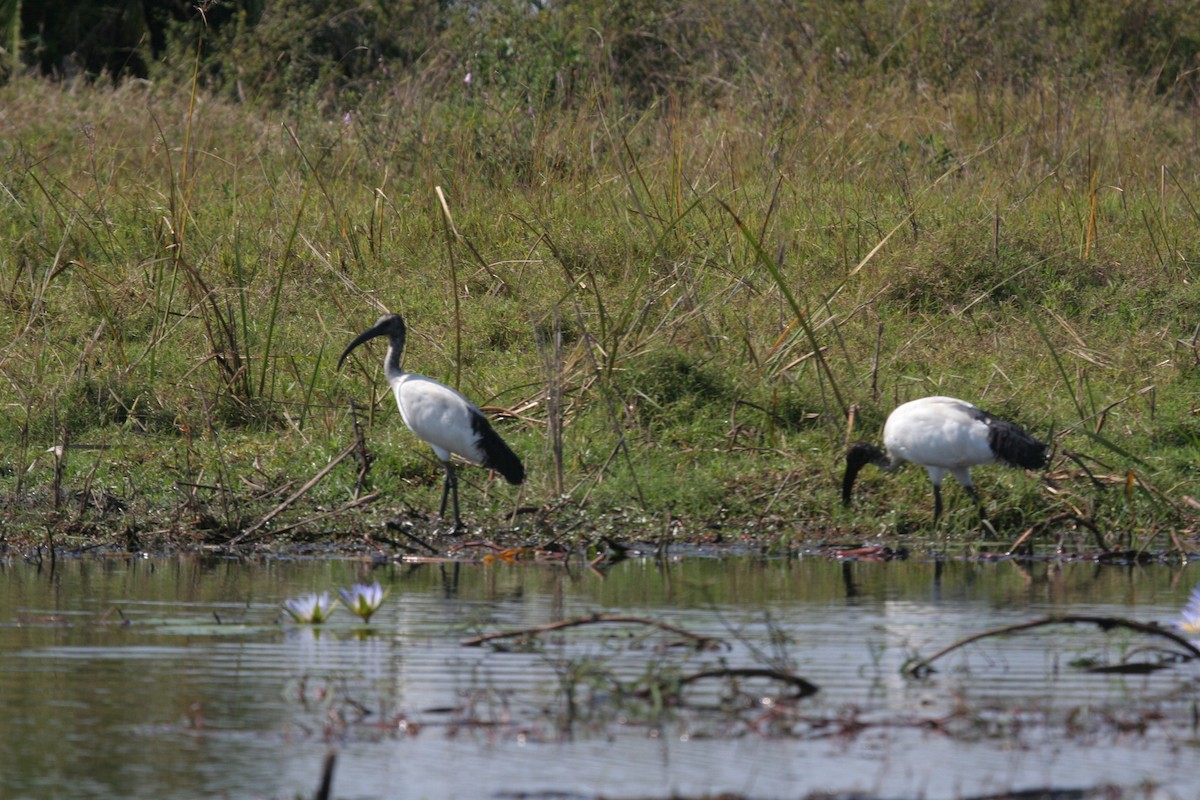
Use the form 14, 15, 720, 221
842, 396, 1047, 524
338, 314, 525, 530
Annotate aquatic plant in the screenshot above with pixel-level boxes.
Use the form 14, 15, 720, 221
282, 592, 337, 624
1175, 585, 1200, 636
338, 582, 387, 623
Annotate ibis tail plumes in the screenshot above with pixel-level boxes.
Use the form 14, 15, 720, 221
338, 314, 524, 530
842, 396, 1047, 524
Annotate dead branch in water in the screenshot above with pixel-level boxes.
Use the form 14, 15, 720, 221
635, 666, 819, 701
906, 614, 1200, 678
313, 749, 336, 800
460, 613, 725, 650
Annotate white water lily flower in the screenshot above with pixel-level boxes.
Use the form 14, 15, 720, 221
1175, 584, 1200, 636
338, 582, 387, 623
282, 592, 337, 624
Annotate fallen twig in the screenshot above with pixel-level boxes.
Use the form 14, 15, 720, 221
636, 666, 819, 700
1060, 447, 1108, 490
234, 493, 379, 544
313, 749, 336, 800
461, 613, 724, 649
906, 614, 1200, 678
230, 442, 359, 545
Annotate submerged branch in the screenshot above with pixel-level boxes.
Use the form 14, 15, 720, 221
636, 666, 819, 700
461, 613, 724, 649
906, 614, 1200, 678
313, 750, 336, 800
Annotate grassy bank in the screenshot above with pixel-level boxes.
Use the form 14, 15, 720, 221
1, 44, 1198, 555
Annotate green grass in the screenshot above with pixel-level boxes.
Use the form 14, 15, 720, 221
1, 49, 1198, 554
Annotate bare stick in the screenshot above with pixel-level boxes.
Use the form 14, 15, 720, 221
53, 425, 69, 512
906, 614, 1200, 678
1006, 512, 1107, 555
461, 613, 723, 649
313, 749, 336, 800
870, 321, 883, 401
1060, 447, 1107, 490
435, 185, 462, 391
348, 397, 372, 498
635, 667, 819, 700
237, 493, 379, 543
384, 518, 440, 554
230, 442, 359, 544
844, 402, 858, 451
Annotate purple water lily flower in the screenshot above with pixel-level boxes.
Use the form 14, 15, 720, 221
338, 582, 387, 623
282, 592, 336, 624
1176, 584, 1200, 636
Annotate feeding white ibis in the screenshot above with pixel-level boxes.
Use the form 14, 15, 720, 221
842, 396, 1047, 524
338, 314, 525, 530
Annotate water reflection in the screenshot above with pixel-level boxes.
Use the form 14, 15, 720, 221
0, 555, 1195, 799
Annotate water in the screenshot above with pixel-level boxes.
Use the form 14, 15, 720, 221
1, 554, 1198, 800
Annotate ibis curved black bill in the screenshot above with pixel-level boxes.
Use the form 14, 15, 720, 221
337, 314, 407, 370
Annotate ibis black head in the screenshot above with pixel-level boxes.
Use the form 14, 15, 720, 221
338, 314, 407, 370
842, 442, 887, 507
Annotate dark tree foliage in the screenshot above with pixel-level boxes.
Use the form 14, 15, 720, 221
10, 0, 1200, 110
21, 0, 258, 80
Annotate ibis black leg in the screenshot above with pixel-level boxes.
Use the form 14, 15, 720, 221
932, 485, 943, 523
963, 485, 987, 520
439, 465, 450, 518
439, 462, 462, 531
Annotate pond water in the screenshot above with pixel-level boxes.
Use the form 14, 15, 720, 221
0, 552, 1198, 800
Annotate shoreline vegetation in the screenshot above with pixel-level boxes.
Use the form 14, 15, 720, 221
1, 1, 1198, 558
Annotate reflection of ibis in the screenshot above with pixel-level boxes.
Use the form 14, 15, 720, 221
338, 314, 524, 530
842, 396, 1046, 523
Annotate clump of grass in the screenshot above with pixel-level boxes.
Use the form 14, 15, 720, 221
621, 349, 731, 425
886, 234, 1109, 314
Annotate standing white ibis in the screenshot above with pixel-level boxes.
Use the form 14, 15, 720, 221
842, 396, 1047, 524
338, 314, 525, 531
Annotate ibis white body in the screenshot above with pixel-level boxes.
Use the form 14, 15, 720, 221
882, 397, 1002, 490
843, 396, 1047, 523
339, 314, 524, 530
390, 372, 495, 467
